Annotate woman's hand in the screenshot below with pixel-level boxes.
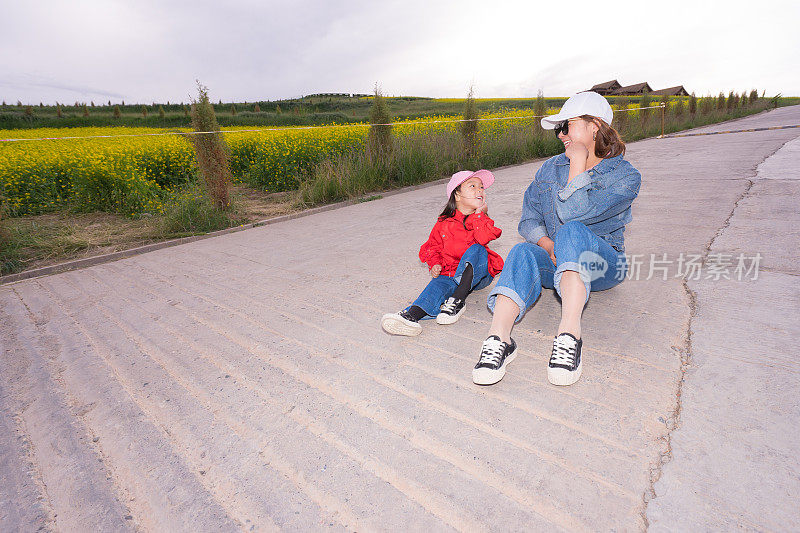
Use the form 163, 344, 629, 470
537, 236, 557, 266
564, 141, 589, 163
430, 264, 442, 277
565, 142, 589, 183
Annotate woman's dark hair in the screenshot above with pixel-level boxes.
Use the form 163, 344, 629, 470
438, 187, 460, 220
581, 115, 626, 158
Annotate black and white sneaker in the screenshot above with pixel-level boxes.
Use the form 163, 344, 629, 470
381, 309, 423, 336
548, 333, 583, 386
436, 297, 466, 325
472, 335, 517, 385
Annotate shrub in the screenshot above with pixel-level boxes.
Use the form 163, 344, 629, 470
189, 81, 232, 208
231, 104, 237, 116
56, 105, 63, 118
141, 105, 148, 118
639, 90, 652, 128
82, 104, 89, 117
689, 92, 697, 115
367, 85, 393, 160
674, 97, 685, 117
460, 86, 479, 157
615, 100, 629, 134
113, 105, 121, 119
749, 89, 759, 105
717, 92, 726, 110
254, 103, 261, 112
700, 94, 713, 115
533, 89, 547, 134
158, 105, 166, 119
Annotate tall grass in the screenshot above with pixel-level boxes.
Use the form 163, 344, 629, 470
299, 95, 774, 206
299, 121, 562, 205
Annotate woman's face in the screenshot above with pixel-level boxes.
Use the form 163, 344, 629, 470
557, 117, 598, 151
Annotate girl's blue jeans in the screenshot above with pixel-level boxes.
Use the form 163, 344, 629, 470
407, 244, 493, 318
487, 221, 628, 322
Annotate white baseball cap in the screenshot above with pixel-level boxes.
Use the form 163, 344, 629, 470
541, 91, 613, 129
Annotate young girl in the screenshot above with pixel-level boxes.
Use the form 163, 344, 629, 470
381, 169, 504, 336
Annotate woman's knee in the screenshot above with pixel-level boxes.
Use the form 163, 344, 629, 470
554, 220, 591, 252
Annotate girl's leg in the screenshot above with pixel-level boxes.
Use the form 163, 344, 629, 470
452, 244, 490, 300
485, 243, 554, 342
553, 221, 627, 339
408, 275, 457, 318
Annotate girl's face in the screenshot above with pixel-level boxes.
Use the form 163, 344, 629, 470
455, 176, 485, 213
557, 117, 598, 151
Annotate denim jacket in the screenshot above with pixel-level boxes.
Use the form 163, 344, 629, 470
518, 153, 641, 252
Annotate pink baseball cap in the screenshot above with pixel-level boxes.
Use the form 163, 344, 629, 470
446, 169, 495, 198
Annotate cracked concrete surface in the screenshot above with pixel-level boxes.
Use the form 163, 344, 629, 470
1, 106, 798, 531
646, 122, 800, 531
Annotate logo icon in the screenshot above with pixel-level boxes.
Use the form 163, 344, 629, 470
578, 251, 608, 282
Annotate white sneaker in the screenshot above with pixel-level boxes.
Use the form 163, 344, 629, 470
548, 333, 583, 386
381, 310, 423, 336
436, 297, 466, 325
472, 335, 517, 385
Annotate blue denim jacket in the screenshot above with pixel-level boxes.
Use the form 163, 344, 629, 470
518, 153, 641, 252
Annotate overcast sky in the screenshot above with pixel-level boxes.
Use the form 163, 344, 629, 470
2, 0, 798, 105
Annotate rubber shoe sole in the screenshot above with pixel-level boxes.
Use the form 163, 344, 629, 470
381, 313, 422, 336
547, 360, 583, 386
472, 348, 517, 385
436, 304, 466, 325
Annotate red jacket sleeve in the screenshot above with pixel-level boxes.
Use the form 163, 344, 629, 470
464, 213, 502, 245
419, 220, 444, 269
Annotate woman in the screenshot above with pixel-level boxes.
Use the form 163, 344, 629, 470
472, 91, 641, 387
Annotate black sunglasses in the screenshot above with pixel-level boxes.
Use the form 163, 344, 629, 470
554, 120, 570, 137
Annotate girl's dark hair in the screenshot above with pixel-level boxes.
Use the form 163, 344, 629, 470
438, 188, 459, 220
581, 115, 626, 158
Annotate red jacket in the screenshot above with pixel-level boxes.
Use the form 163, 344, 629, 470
418, 210, 504, 277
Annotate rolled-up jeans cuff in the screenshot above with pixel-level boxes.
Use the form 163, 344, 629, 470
554, 261, 591, 305
487, 286, 527, 323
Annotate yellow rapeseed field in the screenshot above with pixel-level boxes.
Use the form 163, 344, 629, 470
0, 106, 588, 217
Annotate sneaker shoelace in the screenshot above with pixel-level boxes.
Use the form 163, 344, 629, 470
479, 337, 505, 367
550, 336, 578, 367
440, 297, 458, 314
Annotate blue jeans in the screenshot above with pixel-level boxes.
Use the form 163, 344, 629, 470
407, 244, 493, 318
487, 221, 627, 322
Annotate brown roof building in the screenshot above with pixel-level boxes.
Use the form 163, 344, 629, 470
651, 85, 690, 96
611, 82, 653, 95
588, 80, 622, 95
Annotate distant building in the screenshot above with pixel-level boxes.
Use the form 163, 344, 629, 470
651, 86, 690, 96
611, 82, 653, 95
588, 80, 622, 95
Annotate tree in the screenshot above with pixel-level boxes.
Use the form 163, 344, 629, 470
254, 103, 261, 112
689, 92, 697, 115
113, 105, 121, 119
190, 81, 232, 208
158, 105, 165, 119
82, 104, 89, 117
141, 105, 148, 118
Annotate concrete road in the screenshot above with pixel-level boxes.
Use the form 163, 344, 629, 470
2, 106, 799, 532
